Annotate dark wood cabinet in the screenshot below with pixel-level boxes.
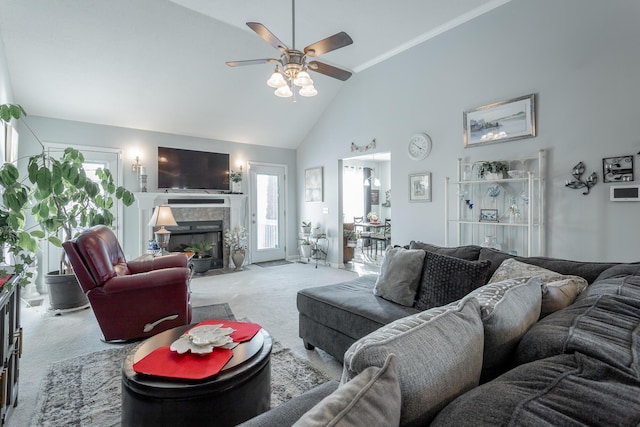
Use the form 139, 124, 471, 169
0, 280, 20, 426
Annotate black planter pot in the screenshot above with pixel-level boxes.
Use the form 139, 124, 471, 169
191, 257, 212, 275
46, 270, 89, 311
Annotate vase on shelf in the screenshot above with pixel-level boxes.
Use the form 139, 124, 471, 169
231, 249, 245, 271
480, 235, 502, 251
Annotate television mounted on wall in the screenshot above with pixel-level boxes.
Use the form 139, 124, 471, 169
157, 147, 230, 191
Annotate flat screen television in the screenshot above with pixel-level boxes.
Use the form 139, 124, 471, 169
157, 147, 229, 191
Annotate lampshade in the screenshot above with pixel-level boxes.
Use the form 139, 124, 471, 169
267, 70, 287, 88
274, 85, 293, 98
299, 85, 318, 97
148, 205, 178, 228
293, 71, 313, 87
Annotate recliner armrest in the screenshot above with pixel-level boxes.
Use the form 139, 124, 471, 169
128, 253, 188, 273
102, 267, 190, 294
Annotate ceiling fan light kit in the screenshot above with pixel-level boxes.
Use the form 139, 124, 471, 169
226, 0, 353, 99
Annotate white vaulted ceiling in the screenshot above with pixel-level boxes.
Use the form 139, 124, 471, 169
0, 0, 511, 148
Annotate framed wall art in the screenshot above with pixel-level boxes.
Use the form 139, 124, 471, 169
603, 155, 633, 183
409, 172, 431, 202
479, 209, 499, 222
464, 93, 536, 147
305, 166, 323, 202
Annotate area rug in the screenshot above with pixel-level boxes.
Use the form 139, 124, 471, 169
31, 322, 331, 426
253, 259, 293, 268
192, 302, 236, 322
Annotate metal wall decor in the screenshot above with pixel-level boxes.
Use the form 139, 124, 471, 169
602, 155, 633, 182
351, 138, 376, 152
565, 162, 597, 195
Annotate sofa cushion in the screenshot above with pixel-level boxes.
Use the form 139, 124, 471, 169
414, 251, 491, 311
373, 247, 425, 306
431, 353, 640, 427
576, 274, 640, 302
293, 354, 401, 427
409, 241, 481, 260
479, 247, 623, 284
489, 258, 588, 317
466, 277, 541, 375
342, 297, 484, 426
594, 263, 640, 282
516, 291, 640, 375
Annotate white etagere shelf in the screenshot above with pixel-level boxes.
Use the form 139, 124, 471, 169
445, 149, 546, 257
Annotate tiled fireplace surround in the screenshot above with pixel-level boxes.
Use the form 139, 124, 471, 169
135, 193, 247, 269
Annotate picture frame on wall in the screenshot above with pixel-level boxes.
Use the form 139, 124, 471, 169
409, 172, 431, 202
602, 155, 633, 183
479, 209, 499, 222
464, 93, 536, 147
370, 189, 379, 205
305, 166, 323, 202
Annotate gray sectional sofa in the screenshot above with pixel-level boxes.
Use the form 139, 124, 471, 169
241, 242, 640, 426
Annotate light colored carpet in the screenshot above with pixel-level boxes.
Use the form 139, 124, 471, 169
9, 262, 363, 427
31, 338, 329, 426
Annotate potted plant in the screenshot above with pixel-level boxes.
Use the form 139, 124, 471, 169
224, 226, 247, 270
478, 161, 509, 180
300, 238, 313, 258
184, 241, 213, 274
301, 221, 311, 234
229, 169, 242, 193
0, 104, 136, 308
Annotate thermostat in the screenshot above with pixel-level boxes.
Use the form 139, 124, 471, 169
610, 185, 640, 201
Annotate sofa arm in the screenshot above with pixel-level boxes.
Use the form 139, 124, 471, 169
127, 253, 188, 273
102, 267, 190, 294
238, 381, 339, 427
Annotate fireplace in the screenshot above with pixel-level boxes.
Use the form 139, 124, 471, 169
167, 220, 223, 269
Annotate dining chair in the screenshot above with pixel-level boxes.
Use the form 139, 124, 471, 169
370, 218, 391, 258
353, 216, 371, 253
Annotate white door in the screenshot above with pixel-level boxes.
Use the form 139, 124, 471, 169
43, 143, 124, 273
249, 163, 286, 263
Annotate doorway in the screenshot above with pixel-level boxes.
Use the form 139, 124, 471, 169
340, 152, 391, 271
249, 163, 287, 263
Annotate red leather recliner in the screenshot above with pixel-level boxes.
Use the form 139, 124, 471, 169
63, 225, 192, 342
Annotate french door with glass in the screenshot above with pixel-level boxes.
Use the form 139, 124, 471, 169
249, 163, 286, 263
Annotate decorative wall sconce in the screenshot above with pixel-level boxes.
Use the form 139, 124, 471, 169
132, 155, 143, 173
565, 161, 597, 195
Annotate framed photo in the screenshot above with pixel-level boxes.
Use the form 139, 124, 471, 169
603, 155, 633, 183
464, 93, 536, 147
370, 189, 380, 205
305, 166, 323, 202
409, 172, 431, 202
479, 209, 499, 222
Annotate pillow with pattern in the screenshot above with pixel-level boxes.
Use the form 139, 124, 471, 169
414, 250, 491, 311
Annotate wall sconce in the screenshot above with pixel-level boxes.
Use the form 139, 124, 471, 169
132, 155, 143, 173
565, 161, 597, 195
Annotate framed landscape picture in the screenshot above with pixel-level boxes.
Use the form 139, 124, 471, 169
305, 166, 323, 202
464, 93, 536, 147
409, 172, 431, 202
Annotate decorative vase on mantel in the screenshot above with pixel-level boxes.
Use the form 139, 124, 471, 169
231, 250, 245, 271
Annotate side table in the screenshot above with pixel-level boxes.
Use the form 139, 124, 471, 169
121, 324, 272, 426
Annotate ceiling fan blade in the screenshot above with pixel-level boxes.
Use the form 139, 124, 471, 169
226, 58, 279, 67
308, 61, 352, 81
246, 22, 289, 52
304, 32, 353, 57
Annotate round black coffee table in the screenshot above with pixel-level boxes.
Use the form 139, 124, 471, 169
121, 324, 272, 426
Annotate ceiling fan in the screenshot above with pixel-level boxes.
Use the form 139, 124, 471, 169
225, 0, 353, 98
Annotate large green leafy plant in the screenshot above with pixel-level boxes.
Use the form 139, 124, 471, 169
0, 104, 135, 287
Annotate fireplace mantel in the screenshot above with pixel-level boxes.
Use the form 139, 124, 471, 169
134, 192, 248, 257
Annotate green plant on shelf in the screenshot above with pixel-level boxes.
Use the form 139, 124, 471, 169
478, 161, 509, 179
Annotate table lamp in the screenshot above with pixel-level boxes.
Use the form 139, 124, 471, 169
148, 205, 178, 255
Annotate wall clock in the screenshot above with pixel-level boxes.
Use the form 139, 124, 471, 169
407, 133, 432, 160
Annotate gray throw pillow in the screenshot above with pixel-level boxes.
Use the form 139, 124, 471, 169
414, 251, 491, 311
342, 297, 484, 426
293, 354, 401, 427
373, 247, 426, 306
467, 277, 542, 373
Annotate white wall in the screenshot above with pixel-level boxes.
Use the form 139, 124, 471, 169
15, 116, 298, 263
298, 0, 640, 263
0, 23, 13, 103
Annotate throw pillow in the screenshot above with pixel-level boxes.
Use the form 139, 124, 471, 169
414, 251, 491, 311
342, 297, 484, 426
409, 241, 481, 260
293, 354, 401, 427
466, 277, 542, 375
488, 258, 588, 317
373, 247, 426, 306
